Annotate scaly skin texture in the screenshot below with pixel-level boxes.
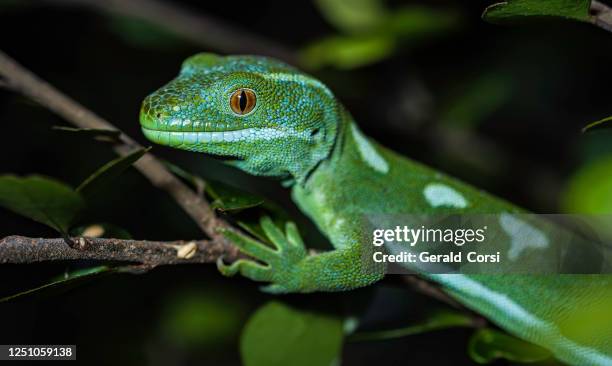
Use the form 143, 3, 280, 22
141, 53, 612, 365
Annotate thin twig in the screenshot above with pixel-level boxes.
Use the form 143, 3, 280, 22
0, 50, 237, 258
37, 0, 298, 64
347, 310, 478, 343
401, 275, 464, 309
400, 275, 488, 328
591, 0, 612, 32
0, 235, 242, 266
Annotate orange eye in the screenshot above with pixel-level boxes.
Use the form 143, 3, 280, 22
230, 88, 256, 115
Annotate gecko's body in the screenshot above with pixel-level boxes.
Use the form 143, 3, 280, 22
140, 54, 612, 365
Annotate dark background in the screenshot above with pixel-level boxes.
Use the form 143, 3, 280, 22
1, 0, 611, 365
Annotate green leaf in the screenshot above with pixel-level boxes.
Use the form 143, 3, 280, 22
76, 148, 149, 199
162, 160, 206, 195
0, 266, 112, 303
240, 301, 343, 366
236, 220, 273, 244
468, 328, 551, 364
314, 0, 388, 34
206, 180, 264, 212
235, 205, 293, 244
301, 35, 395, 70
0, 175, 84, 235
164, 160, 280, 216
562, 155, 612, 241
348, 310, 473, 342
440, 73, 514, 129
160, 288, 247, 349
385, 6, 462, 38
562, 155, 612, 214
107, 15, 185, 50
302, 6, 460, 69
483, 0, 592, 24
52, 126, 121, 142
583, 115, 612, 133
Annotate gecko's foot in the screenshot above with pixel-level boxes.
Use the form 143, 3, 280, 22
217, 216, 307, 294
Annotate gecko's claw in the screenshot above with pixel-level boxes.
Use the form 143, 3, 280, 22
218, 216, 307, 293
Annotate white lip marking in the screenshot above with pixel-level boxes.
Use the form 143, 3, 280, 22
184, 132, 197, 144
143, 127, 310, 144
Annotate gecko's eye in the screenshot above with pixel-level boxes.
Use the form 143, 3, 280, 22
230, 88, 257, 115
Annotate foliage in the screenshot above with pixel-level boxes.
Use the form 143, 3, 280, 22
468, 328, 551, 364
77, 148, 149, 200
107, 15, 187, 50
314, 0, 388, 35
302, 0, 461, 69
159, 288, 247, 349
0, 175, 84, 236
439, 73, 514, 129
483, 0, 592, 24
583, 115, 612, 133
240, 301, 344, 366
206, 180, 265, 212
163, 160, 266, 212
0, 266, 113, 303
347, 310, 472, 342
563, 155, 612, 214
0, 148, 147, 237
52, 126, 121, 142
0, 149, 147, 301
162, 160, 207, 194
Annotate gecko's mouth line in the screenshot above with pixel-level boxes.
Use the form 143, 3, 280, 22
142, 127, 258, 143
141, 126, 298, 146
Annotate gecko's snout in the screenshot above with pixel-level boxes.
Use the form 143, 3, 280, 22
139, 93, 180, 147
139, 93, 174, 131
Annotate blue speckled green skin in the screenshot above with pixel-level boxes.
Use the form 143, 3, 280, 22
140, 53, 612, 365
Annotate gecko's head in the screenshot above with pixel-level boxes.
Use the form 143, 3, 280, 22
140, 53, 339, 183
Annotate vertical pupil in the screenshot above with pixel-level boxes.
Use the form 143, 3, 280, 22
239, 90, 247, 112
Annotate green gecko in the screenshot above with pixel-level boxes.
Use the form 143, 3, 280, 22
140, 53, 612, 365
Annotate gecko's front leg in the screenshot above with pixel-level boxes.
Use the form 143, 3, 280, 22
218, 217, 383, 293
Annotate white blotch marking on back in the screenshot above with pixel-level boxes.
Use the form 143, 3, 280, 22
423, 183, 468, 208
499, 213, 549, 261
343, 317, 359, 334
333, 218, 346, 231
350, 124, 389, 174
430, 274, 611, 366
313, 189, 326, 204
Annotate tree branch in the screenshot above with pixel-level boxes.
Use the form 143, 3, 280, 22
0, 49, 239, 259
0, 235, 242, 266
38, 0, 298, 64
591, 0, 612, 33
